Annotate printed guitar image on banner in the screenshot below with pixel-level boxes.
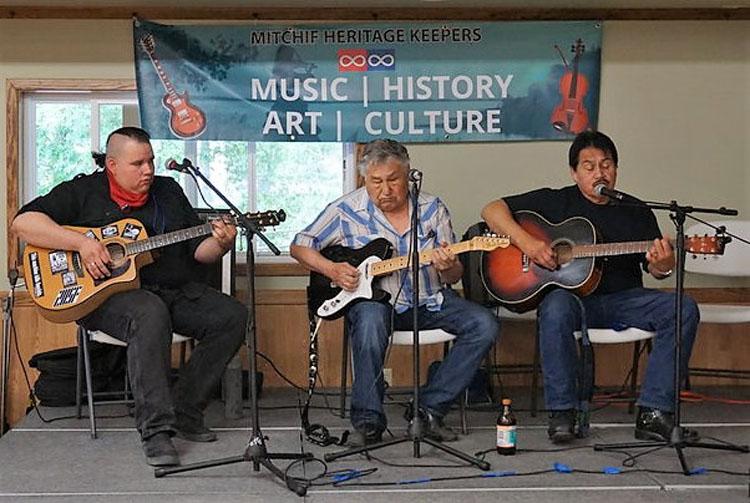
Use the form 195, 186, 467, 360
550, 38, 590, 134
139, 34, 207, 139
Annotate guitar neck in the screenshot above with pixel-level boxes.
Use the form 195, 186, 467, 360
125, 222, 213, 256
369, 241, 475, 277
572, 240, 657, 258
144, 50, 177, 97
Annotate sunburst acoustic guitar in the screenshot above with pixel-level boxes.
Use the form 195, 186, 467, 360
481, 211, 728, 313
22, 210, 285, 323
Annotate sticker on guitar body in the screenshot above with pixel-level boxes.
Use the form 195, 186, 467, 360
53, 285, 83, 307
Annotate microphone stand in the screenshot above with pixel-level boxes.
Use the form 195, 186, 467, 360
323, 169, 490, 470
594, 198, 748, 473
154, 160, 311, 496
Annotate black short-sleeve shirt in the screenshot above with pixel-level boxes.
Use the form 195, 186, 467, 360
503, 185, 662, 294
17, 170, 206, 288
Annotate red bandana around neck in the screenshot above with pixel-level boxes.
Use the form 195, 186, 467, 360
106, 169, 149, 210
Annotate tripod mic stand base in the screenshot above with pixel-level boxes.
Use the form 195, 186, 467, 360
323, 432, 491, 471
594, 428, 749, 475
154, 434, 312, 497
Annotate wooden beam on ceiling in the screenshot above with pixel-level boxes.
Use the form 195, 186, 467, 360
1, 6, 749, 21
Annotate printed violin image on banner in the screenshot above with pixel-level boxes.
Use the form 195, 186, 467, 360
550, 38, 590, 134
139, 34, 207, 139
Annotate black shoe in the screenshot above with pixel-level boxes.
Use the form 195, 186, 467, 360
635, 407, 687, 442
349, 426, 383, 447
174, 416, 218, 443
142, 432, 180, 466
548, 409, 575, 444
405, 403, 458, 442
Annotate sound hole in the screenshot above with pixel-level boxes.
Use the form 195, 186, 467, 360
106, 242, 127, 262
553, 241, 574, 266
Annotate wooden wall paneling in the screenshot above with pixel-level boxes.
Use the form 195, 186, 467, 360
6, 296, 77, 426
1, 6, 749, 21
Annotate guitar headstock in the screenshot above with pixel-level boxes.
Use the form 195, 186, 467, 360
244, 209, 286, 231
470, 235, 510, 252
572, 38, 586, 57
685, 232, 729, 256
140, 34, 155, 54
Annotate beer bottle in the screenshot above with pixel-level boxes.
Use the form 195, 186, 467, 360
496, 398, 517, 455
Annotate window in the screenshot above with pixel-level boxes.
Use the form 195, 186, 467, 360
21, 90, 356, 262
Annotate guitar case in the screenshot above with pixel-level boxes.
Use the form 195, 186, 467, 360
460, 222, 499, 308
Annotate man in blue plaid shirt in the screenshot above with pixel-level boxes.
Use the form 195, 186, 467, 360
291, 139, 499, 447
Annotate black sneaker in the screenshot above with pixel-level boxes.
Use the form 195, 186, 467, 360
548, 409, 575, 444
404, 402, 458, 442
142, 432, 179, 466
349, 425, 383, 447
634, 407, 701, 442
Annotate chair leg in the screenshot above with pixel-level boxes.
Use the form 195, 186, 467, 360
530, 329, 541, 417
80, 329, 97, 439
339, 321, 349, 419
75, 327, 84, 419
459, 388, 468, 435
628, 341, 641, 414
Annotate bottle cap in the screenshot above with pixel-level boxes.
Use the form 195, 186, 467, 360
501, 398, 511, 405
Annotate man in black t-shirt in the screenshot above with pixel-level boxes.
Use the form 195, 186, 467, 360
11, 127, 247, 466
481, 131, 699, 444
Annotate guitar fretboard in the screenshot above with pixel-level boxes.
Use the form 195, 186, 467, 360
125, 223, 212, 255
370, 238, 508, 277
572, 240, 653, 258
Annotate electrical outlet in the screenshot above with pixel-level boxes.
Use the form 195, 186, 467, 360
383, 367, 393, 385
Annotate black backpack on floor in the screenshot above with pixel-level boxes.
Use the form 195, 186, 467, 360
28, 342, 127, 407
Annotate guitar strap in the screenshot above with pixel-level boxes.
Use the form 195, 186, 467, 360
300, 317, 349, 447
573, 296, 594, 439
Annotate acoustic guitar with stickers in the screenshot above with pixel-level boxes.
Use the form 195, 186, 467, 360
22, 210, 285, 323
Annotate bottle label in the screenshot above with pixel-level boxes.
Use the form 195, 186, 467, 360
496, 425, 516, 448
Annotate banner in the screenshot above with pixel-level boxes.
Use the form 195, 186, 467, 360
134, 19, 601, 143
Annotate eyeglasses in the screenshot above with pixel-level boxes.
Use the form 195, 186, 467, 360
578, 158, 616, 172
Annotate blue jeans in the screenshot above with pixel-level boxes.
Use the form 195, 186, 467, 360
346, 288, 499, 432
537, 287, 699, 413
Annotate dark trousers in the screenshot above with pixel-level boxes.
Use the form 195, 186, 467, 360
81, 282, 247, 439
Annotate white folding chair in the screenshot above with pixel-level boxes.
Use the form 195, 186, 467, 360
75, 326, 192, 439
573, 327, 656, 412
685, 219, 750, 382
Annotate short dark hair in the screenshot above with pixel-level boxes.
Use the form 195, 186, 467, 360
357, 139, 410, 177
106, 126, 151, 149
568, 130, 618, 169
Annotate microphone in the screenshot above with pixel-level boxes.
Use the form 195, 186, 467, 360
408, 168, 423, 183
165, 157, 193, 173
594, 183, 625, 201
